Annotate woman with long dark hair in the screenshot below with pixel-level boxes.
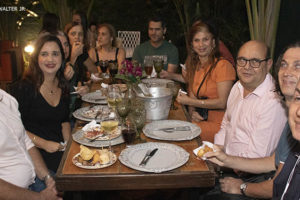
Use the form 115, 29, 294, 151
11, 35, 71, 172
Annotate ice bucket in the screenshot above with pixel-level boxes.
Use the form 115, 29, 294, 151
137, 87, 172, 121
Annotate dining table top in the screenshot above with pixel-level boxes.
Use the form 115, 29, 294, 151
55, 82, 216, 191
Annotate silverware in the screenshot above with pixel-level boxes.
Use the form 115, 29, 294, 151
139, 148, 158, 166
155, 126, 191, 133
88, 133, 107, 142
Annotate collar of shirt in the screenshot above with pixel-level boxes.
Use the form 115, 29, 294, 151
237, 73, 275, 98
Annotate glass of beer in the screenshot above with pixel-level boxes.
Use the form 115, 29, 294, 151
144, 58, 153, 78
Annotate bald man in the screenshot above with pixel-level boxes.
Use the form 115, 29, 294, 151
202, 41, 287, 200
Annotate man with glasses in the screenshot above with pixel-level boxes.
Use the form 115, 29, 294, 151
214, 40, 286, 158
200, 41, 286, 199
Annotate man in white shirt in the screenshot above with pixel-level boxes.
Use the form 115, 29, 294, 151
0, 89, 61, 200
214, 40, 286, 158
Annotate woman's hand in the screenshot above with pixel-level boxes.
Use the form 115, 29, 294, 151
43, 141, 64, 153
191, 111, 205, 122
176, 92, 190, 105
71, 42, 83, 58
76, 85, 89, 96
64, 63, 74, 81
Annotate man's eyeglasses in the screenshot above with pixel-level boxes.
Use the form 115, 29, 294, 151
236, 57, 269, 68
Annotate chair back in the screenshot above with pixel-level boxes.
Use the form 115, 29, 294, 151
117, 31, 140, 58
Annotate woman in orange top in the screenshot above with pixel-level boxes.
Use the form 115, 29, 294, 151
177, 20, 236, 142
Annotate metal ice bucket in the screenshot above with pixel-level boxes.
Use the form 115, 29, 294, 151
137, 87, 172, 121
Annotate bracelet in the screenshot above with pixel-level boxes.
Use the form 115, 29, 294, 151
201, 100, 205, 105
43, 174, 52, 183
32, 136, 36, 141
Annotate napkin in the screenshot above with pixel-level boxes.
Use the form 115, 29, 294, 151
101, 83, 108, 88
193, 141, 216, 160
91, 73, 103, 81
82, 120, 100, 131
59, 141, 67, 151
180, 64, 186, 71
138, 83, 151, 96
109, 112, 116, 119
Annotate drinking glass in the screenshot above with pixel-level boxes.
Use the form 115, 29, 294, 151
99, 60, 109, 78
108, 62, 118, 82
121, 121, 136, 147
167, 82, 181, 110
128, 99, 146, 142
153, 58, 164, 78
144, 58, 153, 78
100, 119, 119, 155
107, 85, 122, 110
116, 98, 131, 125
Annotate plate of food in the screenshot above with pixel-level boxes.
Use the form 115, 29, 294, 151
83, 122, 121, 141
72, 145, 117, 169
82, 90, 107, 104
73, 105, 114, 122
193, 141, 215, 160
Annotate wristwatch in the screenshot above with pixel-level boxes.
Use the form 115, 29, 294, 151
43, 174, 52, 183
240, 182, 248, 196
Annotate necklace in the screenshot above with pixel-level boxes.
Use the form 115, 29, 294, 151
42, 81, 58, 95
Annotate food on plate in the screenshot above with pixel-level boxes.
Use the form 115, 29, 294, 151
197, 145, 213, 158
80, 145, 96, 160
84, 126, 105, 139
77, 145, 111, 166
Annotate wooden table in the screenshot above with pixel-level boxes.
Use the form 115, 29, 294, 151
56, 85, 216, 191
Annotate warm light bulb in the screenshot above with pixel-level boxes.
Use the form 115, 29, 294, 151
24, 44, 34, 54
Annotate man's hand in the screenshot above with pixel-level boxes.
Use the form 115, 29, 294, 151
219, 177, 243, 195
39, 182, 62, 200
205, 145, 228, 167
159, 70, 170, 79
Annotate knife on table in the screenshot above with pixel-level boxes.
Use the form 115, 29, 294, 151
139, 148, 158, 166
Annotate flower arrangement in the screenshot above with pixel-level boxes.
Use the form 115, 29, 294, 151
115, 60, 143, 83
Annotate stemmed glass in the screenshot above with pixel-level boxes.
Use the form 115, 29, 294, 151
167, 82, 181, 110
128, 99, 146, 142
153, 58, 164, 78
100, 118, 119, 157
108, 62, 118, 82
99, 60, 109, 78
116, 98, 131, 125
144, 57, 153, 79
107, 85, 122, 110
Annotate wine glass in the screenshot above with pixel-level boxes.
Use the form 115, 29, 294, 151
108, 62, 118, 82
107, 85, 122, 110
153, 58, 164, 78
167, 82, 181, 110
116, 98, 131, 125
100, 119, 119, 157
144, 57, 153, 79
128, 99, 146, 142
99, 60, 109, 78
121, 121, 136, 147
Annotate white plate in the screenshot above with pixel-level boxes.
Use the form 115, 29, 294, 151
142, 78, 174, 88
143, 120, 201, 141
82, 91, 107, 104
119, 142, 189, 173
72, 105, 112, 122
72, 152, 117, 169
72, 129, 124, 148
